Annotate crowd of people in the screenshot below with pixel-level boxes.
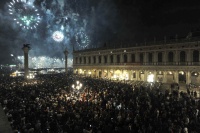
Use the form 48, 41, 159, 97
0, 73, 200, 133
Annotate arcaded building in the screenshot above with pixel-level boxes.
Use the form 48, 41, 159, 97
73, 38, 200, 85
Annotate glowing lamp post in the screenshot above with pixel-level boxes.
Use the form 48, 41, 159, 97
72, 81, 83, 100
22, 44, 30, 79
64, 49, 68, 75
72, 81, 83, 91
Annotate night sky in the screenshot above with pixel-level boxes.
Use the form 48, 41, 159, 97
0, 0, 200, 65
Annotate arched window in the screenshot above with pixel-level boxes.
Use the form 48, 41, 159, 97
158, 52, 162, 62
180, 51, 186, 62
75, 57, 78, 64
140, 53, 143, 63
104, 56, 107, 63
84, 57, 86, 64
117, 55, 120, 63
88, 57, 91, 64
168, 51, 174, 62
93, 56, 96, 63
148, 53, 153, 63
99, 56, 101, 63
193, 50, 199, 62
110, 55, 113, 63
131, 54, 135, 63
124, 54, 127, 63
80, 57, 82, 64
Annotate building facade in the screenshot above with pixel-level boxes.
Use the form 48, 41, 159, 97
73, 40, 200, 85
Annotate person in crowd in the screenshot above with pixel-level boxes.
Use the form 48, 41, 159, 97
0, 73, 200, 133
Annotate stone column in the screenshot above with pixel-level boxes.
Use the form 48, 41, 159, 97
107, 69, 111, 79
136, 71, 139, 81
144, 52, 147, 65
163, 71, 167, 83
81, 57, 84, 64
163, 51, 167, 65
22, 44, 30, 79
64, 49, 68, 75
113, 54, 117, 64
135, 52, 140, 63
186, 71, 191, 84
174, 71, 179, 83
107, 55, 111, 64
174, 51, 179, 65
79, 57, 82, 64
91, 56, 94, 64
86, 56, 89, 64
154, 71, 157, 82
127, 53, 131, 63
93, 70, 97, 78
127, 70, 131, 80
187, 49, 192, 65
120, 54, 124, 63
102, 55, 105, 64
96, 56, 99, 64
153, 52, 158, 65
144, 70, 148, 81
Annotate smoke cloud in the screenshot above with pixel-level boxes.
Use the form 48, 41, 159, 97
0, 0, 120, 66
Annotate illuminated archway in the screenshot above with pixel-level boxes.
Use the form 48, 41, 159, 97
178, 71, 186, 83
103, 70, 108, 78
83, 70, 86, 76
122, 70, 129, 80
113, 70, 122, 80
139, 71, 144, 81
92, 69, 96, 78
191, 72, 199, 84
98, 70, 102, 78
166, 71, 174, 83
157, 71, 163, 82
147, 72, 154, 82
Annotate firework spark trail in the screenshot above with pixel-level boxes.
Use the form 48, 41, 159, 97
17, 55, 72, 68
0, 0, 119, 65
8, 0, 41, 30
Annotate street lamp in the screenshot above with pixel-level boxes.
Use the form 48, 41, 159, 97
72, 81, 82, 90
72, 80, 83, 100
